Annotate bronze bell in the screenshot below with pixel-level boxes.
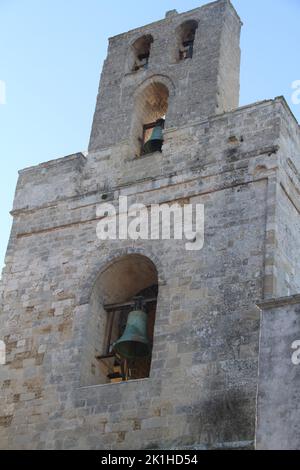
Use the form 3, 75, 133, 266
143, 118, 165, 154
113, 297, 151, 360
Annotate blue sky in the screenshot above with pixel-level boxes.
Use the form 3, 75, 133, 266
0, 0, 299, 272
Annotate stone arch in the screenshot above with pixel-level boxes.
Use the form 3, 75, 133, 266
80, 252, 161, 386
127, 34, 154, 73
130, 75, 175, 156
79, 247, 166, 306
133, 74, 176, 100
174, 19, 199, 62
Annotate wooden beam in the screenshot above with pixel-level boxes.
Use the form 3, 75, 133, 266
104, 297, 157, 312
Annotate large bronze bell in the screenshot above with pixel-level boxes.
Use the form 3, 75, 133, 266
113, 298, 151, 360
143, 118, 165, 154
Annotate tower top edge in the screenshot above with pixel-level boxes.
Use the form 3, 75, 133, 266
108, 0, 242, 43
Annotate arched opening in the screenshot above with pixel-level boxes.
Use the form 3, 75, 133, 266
81, 255, 159, 386
176, 20, 198, 61
132, 81, 169, 157
130, 35, 153, 72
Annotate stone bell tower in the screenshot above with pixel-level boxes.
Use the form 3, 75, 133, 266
89, 0, 241, 154
1, 0, 300, 450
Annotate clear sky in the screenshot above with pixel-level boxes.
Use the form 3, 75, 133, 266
0, 0, 299, 272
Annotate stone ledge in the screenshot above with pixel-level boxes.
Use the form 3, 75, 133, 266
77, 377, 151, 391
18, 152, 87, 175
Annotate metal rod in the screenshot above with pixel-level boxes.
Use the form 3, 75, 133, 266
95, 353, 115, 361
104, 297, 157, 312
106, 309, 115, 354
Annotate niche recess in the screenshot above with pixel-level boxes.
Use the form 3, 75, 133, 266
131, 81, 169, 157
176, 20, 198, 61
130, 35, 154, 72
81, 254, 159, 386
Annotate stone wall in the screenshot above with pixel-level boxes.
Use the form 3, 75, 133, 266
1, 0, 300, 450
1, 97, 299, 449
256, 296, 300, 450
274, 112, 300, 297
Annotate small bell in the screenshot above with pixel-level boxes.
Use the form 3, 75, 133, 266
113, 297, 151, 360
